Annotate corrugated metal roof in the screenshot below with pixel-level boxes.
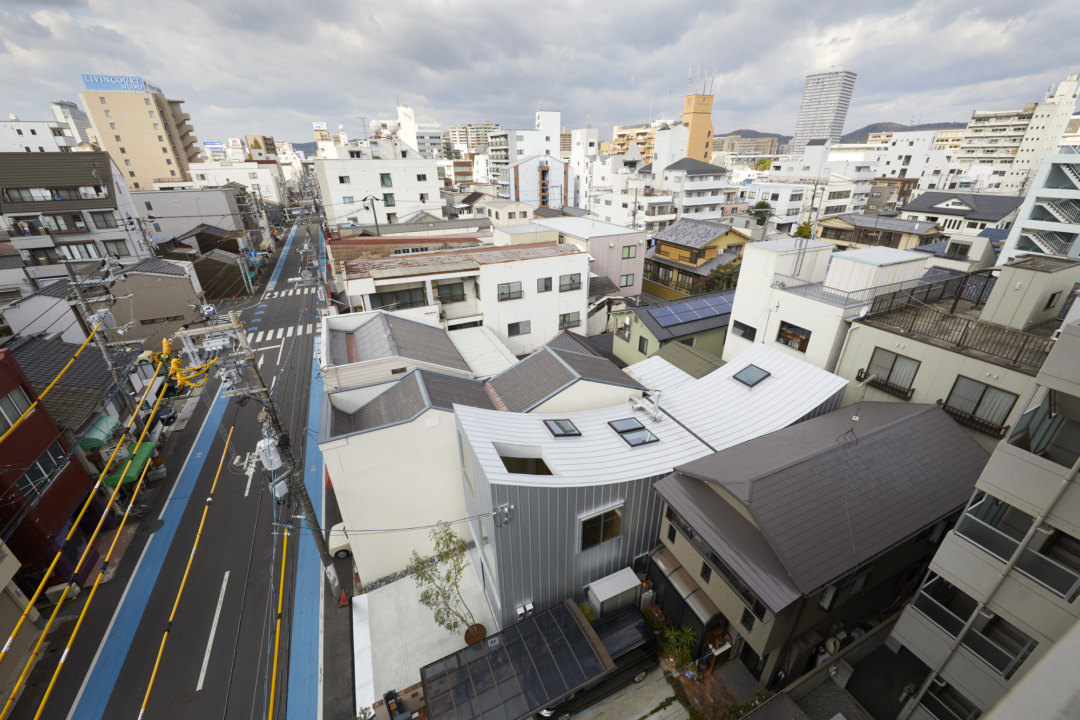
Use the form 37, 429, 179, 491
834, 247, 928, 266
672, 402, 988, 603
456, 344, 848, 488
543, 330, 601, 357
623, 356, 695, 393
446, 326, 518, 379
588, 276, 619, 295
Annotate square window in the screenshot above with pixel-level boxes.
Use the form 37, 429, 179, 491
339, 176, 350, 184
417, 174, 427, 182
124, 159, 131, 166
732, 320, 756, 341
119, 147, 126, 154
104, 110, 111, 117
380, 173, 392, 187
1045, 291, 1062, 310
507, 320, 530, 336
559, 312, 580, 329
114, 135, 121, 142
609, 418, 644, 433
383, 193, 395, 207
622, 245, 637, 259
99, 97, 106, 104
740, 608, 755, 630
620, 274, 634, 287
144, 201, 153, 211
144, 98, 151, 105
620, 428, 658, 446
733, 365, 770, 388
148, 111, 155, 118
700, 562, 712, 584
497, 281, 522, 301
776, 320, 811, 352
544, 419, 580, 437
581, 507, 621, 551
537, 277, 552, 293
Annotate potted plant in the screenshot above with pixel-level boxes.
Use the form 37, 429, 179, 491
407, 522, 485, 644
660, 625, 696, 673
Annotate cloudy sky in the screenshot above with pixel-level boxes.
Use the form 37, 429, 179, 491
2, 0, 1078, 146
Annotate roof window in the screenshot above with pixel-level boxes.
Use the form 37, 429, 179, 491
733, 365, 771, 388
609, 418, 658, 447
544, 419, 580, 437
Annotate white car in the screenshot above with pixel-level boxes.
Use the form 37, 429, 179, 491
328, 521, 351, 559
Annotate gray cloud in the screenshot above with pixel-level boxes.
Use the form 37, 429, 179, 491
0, 0, 1077, 146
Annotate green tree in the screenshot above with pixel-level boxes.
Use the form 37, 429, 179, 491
251, 138, 263, 150
407, 522, 477, 635
752, 157, 772, 171
691, 262, 741, 294
750, 200, 773, 227
794, 221, 812, 238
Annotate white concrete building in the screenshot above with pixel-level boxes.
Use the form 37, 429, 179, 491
960, 75, 1080, 194
314, 138, 442, 228
393, 104, 443, 159
184, 160, 284, 203
999, 145, 1080, 261
487, 111, 561, 178
49, 100, 92, 144
339, 243, 590, 355
790, 69, 857, 155
736, 182, 810, 232
569, 127, 600, 207
0, 117, 78, 153
835, 130, 966, 190
499, 154, 573, 210
130, 186, 253, 240
765, 139, 875, 220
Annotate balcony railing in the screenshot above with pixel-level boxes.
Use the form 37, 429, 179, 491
921, 693, 979, 720
954, 511, 1080, 601
938, 401, 1010, 438
643, 271, 692, 293
772, 272, 961, 309
856, 369, 915, 399
913, 586, 1032, 679
497, 290, 522, 302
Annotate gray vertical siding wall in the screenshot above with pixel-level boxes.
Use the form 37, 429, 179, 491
487, 475, 666, 629
795, 386, 845, 424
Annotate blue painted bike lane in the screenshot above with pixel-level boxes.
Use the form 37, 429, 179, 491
70, 387, 230, 720
287, 221, 325, 718
264, 224, 298, 294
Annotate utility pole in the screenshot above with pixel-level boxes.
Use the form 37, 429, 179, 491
64, 261, 132, 413
364, 196, 382, 235
179, 311, 342, 595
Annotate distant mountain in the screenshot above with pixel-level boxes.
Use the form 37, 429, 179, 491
289, 141, 317, 156
719, 129, 793, 143
839, 122, 967, 144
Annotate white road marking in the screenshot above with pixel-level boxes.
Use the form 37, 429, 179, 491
306, 324, 313, 335
197, 571, 230, 691
275, 328, 284, 340
286, 326, 294, 338
246, 332, 254, 343
258, 355, 265, 369
256, 344, 281, 353
255, 331, 265, 343
270, 375, 277, 391
277, 341, 285, 365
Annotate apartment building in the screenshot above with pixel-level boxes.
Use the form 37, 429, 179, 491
0, 117, 79, 153
559, 126, 571, 160
448, 121, 500, 152
959, 75, 1080, 194
737, 182, 810, 230
934, 129, 965, 154
498, 154, 573, 210
999, 145, 1080, 261
1, 151, 148, 283
790, 69, 858, 155
79, 75, 199, 190
49, 100, 93, 144
858, 130, 965, 190
391, 104, 443, 160
339, 243, 589, 355
532, 217, 646, 300
767, 139, 875, 219
888, 313, 1080, 720
314, 138, 441, 228
130, 185, 258, 239
185, 160, 284, 203
865, 176, 920, 215
569, 127, 600, 207
834, 255, 1079, 453
716, 135, 780, 155
487, 111, 561, 178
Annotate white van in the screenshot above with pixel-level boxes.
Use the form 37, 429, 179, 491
328, 522, 351, 559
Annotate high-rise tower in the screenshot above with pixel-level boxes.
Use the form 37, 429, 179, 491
790, 68, 857, 156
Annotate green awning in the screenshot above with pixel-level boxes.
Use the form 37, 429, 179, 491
81, 415, 122, 450
103, 442, 155, 488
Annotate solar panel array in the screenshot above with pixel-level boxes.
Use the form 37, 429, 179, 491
648, 294, 734, 328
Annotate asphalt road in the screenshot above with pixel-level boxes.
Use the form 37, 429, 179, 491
12, 219, 325, 720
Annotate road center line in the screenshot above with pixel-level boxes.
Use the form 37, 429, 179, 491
197, 571, 230, 691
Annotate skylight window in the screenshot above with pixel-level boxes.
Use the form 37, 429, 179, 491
734, 365, 771, 388
544, 419, 580, 437
609, 418, 658, 447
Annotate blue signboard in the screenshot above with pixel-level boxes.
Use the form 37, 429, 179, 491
203, 141, 225, 150
82, 75, 145, 92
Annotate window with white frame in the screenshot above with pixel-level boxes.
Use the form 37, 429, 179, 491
580, 506, 622, 551
0, 386, 32, 434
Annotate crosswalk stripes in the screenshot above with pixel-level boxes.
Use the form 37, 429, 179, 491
264, 286, 317, 300
245, 323, 319, 345
255, 331, 265, 343
275, 328, 284, 340
286, 327, 293, 338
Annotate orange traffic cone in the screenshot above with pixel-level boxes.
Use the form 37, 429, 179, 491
339, 589, 349, 608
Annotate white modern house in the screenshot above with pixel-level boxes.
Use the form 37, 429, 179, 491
765, 139, 876, 219
393, 104, 443, 160
830, 131, 967, 190
487, 111, 562, 179
314, 137, 442, 228
338, 243, 591, 355
722, 238, 934, 372
184, 160, 284, 203
455, 343, 849, 629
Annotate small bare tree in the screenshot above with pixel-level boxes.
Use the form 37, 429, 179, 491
408, 522, 477, 635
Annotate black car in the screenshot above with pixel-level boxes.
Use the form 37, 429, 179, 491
537, 606, 659, 719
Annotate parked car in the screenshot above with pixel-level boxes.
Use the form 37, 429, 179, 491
537, 606, 659, 719
328, 521, 351, 559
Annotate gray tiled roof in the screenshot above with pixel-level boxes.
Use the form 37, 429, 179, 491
652, 218, 732, 249
487, 346, 642, 412
901, 192, 1025, 222
628, 288, 735, 341
655, 342, 724, 378
834, 213, 939, 235
328, 370, 494, 438
121, 258, 189, 277
659, 157, 728, 176
532, 207, 563, 218
544, 330, 601, 357
8, 335, 132, 390
637, 163, 653, 173
0, 254, 24, 270
661, 402, 988, 610
328, 313, 469, 372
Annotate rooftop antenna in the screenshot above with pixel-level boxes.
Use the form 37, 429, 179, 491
110, 52, 119, 75
688, 66, 693, 93
358, 117, 369, 140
